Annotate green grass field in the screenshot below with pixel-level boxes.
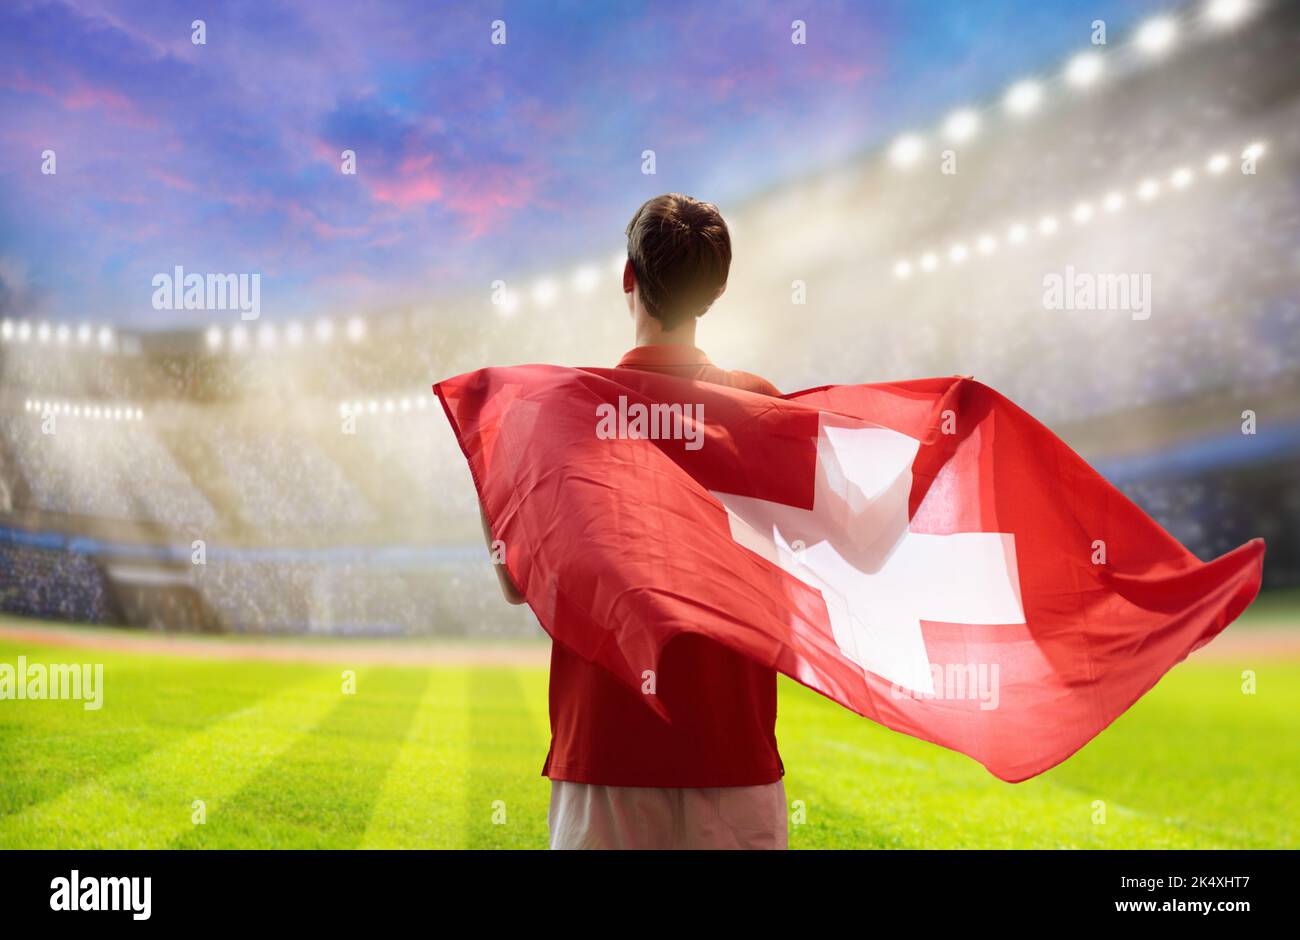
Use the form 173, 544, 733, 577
1, 603, 1297, 849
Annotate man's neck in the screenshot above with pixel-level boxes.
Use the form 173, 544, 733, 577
635, 320, 696, 348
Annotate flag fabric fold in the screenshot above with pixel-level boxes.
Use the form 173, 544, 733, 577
434, 365, 1264, 782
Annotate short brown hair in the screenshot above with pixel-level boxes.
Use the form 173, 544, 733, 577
625, 193, 731, 330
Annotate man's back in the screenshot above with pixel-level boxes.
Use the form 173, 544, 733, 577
542, 344, 784, 788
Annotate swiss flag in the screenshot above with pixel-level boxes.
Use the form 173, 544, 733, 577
435, 365, 1264, 782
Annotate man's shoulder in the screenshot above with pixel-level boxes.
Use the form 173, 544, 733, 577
722, 370, 782, 398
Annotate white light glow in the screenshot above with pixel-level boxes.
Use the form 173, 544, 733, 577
893, 260, 913, 280
1206, 152, 1230, 174
919, 252, 938, 272
1103, 191, 1126, 212
572, 266, 599, 294
889, 134, 925, 168
1205, 0, 1253, 28
1004, 80, 1043, 116
1038, 215, 1059, 235
315, 318, 334, 342
1170, 166, 1194, 189
1137, 178, 1161, 201
1065, 52, 1104, 88
205, 326, 223, 350
1135, 16, 1178, 56
532, 279, 558, 306
346, 317, 366, 342
948, 244, 968, 264
943, 110, 979, 143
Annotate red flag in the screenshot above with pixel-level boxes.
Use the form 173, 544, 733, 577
434, 365, 1264, 782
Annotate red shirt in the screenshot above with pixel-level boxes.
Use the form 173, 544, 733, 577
542, 345, 785, 787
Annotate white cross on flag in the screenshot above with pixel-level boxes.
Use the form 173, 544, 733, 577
437, 366, 1265, 781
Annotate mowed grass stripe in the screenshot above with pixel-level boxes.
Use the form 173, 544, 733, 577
778, 660, 1300, 849
0, 640, 310, 819
0, 664, 343, 849
465, 665, 549, 849
361, 668, 471, 849
174, 667, 430, 849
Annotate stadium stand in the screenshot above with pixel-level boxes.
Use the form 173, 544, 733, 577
0, 0, 1297, 632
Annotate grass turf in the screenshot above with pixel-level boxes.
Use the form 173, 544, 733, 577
0, 610, 1296, 849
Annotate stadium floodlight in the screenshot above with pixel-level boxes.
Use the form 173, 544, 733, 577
1205, 0, 1253, 28
977, 234, 997, 255
572, 266, 599, 294
0, 320, 11, 341
315, 318, 334, 342
97, 326, 113, 349
1241, 141, 1266, 161
1134, 16, 1178, 56
23, 399, 30, 411
351, 400, 363, 415
400, 397, 412, 412
73, 405, 82, 417
92, 406, 102, 420
919, 252, 938, 272
205, 325, 223, 350
1206, 152, 1230, 174
384, 399, 395, 413
1065, 52, 1104, 88
112, 407, 122, 421
943, 109, 979, 143
37, 322, 50, 343
1038, 215, 1059, 235
1137, 178, 1160, 201
77, 323, 91, 344
888, 134, 925, 168
948, 244, 969, 264
286, 321, 304, 347
346, 316, 366, 342
1072, 202, 1094, 224
339, 402, 350, 417
532, 279, 558, 307
1170, 167, 1194, 189
56, 324, 70, 344
1007, 223, 1028, 244
1003, 80, 1043, 116
17, 321, 31, 342
1103, 191, 1126, 212
893, 260, 913, 280
416, 396, 428, 410
257, 322, 277, 350
230, 324, 249, 351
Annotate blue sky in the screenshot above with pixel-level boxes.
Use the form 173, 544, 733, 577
0, 0, 1168, 326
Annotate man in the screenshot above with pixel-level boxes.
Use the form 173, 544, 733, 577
481, 193, 786, 849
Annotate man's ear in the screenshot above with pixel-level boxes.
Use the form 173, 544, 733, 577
622, 258, 635, 294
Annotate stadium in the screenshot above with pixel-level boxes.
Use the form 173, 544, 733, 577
1, 0, 1298, 851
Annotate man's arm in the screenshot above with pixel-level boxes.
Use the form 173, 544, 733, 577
480, 503, 526, 605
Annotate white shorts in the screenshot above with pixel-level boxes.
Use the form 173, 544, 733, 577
548, 779, 788, 850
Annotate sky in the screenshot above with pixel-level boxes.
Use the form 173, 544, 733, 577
0, 0, 1169, 327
